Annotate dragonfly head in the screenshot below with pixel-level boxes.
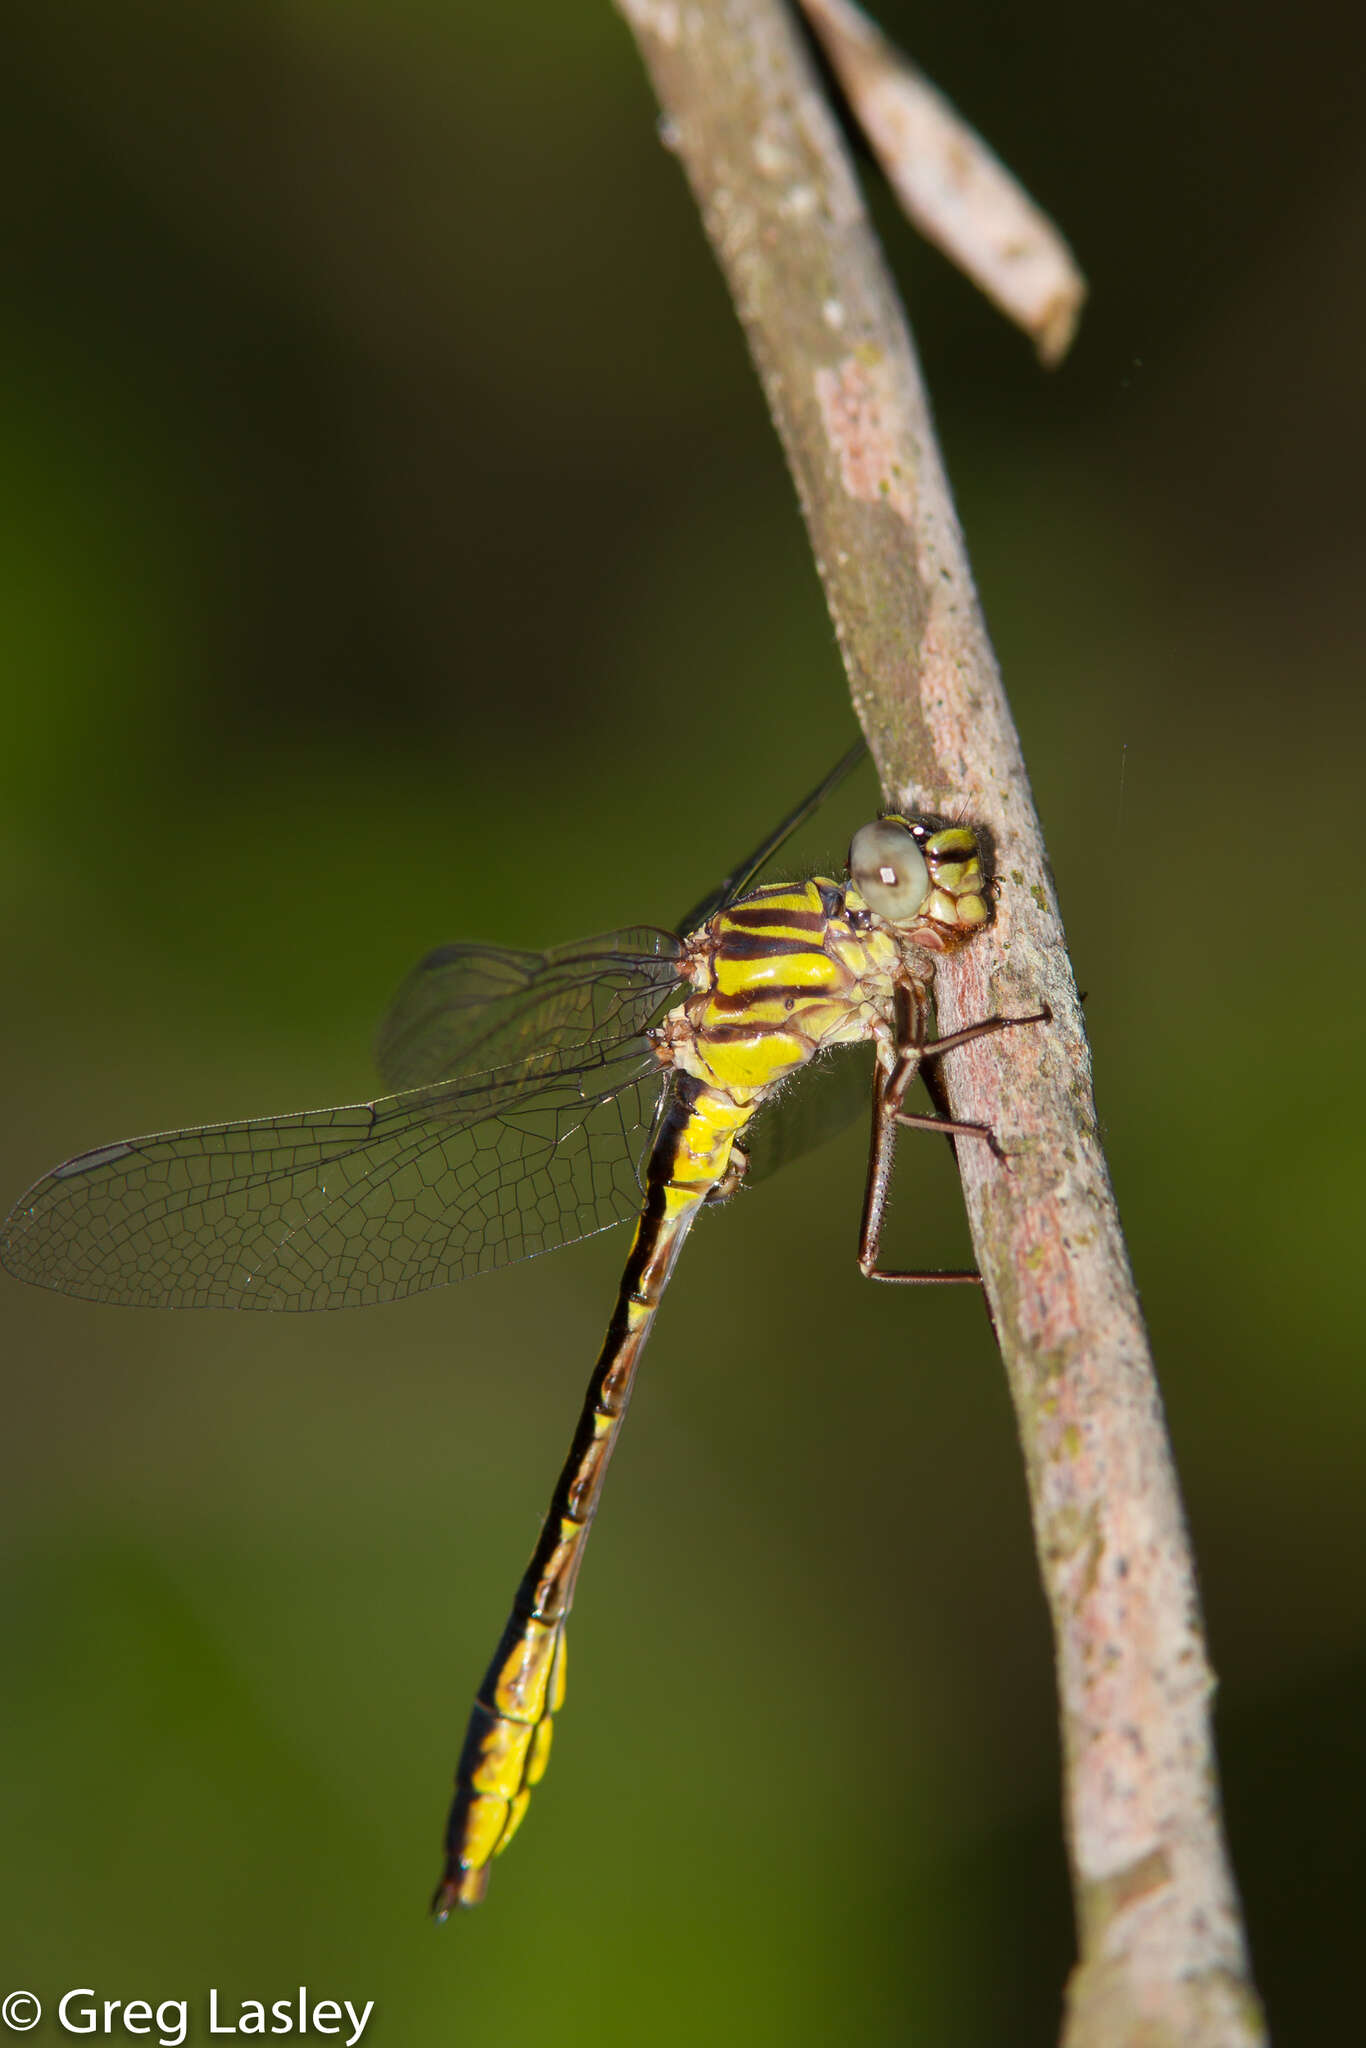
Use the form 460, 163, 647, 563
847, 817, 991, 950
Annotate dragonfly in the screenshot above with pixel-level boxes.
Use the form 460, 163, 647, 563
1, 739, 1044, 1915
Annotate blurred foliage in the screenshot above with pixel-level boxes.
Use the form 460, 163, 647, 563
2, 1, 1363, 2042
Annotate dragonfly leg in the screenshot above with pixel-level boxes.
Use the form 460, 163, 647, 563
893, 1107, 1005, 1162
917, 1003, 1051, 1064
858, 1094, 983, 1284
857, 998, 1048, 1284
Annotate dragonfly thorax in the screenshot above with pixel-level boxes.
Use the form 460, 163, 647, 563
662, 815, 991, 1105
661, 877, 903, 1102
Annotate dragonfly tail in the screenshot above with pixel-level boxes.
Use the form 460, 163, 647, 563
431, 1173, 707, 1917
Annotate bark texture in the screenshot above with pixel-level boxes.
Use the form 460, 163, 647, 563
615, 4, 1266, 2043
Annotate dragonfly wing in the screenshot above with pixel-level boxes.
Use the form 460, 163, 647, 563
674, 737, 869, 934
375, 927, 683, 1090
1, 1041, 669, 1312
739, 1044, 874, 1186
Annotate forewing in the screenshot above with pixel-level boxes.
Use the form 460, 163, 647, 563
675, 737, 868, 934
1, 1041, 668, 1312
375, 927, 683, 1090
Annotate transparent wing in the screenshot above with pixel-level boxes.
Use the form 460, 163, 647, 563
740, 1044, 874, 1186
675, 737, 868, 934
1, 1037, 672, 1314
375, 927, 682, 1090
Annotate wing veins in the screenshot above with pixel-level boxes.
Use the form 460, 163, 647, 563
2, 1030, 666, 1312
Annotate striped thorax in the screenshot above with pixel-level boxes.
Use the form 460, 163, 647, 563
660, 816, 991, 1112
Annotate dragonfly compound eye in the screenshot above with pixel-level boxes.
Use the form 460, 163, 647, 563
848, 819, 931, 923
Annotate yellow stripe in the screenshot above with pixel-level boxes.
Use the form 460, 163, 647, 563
713, 949, 842, 997
497, 1790, 532, 1854
459, 1794, 507, 1872
492, 1619, 560, 1721
468, 1711, 536, 1797
695, 1030, 810, 1094
525, 1718, 554, 1787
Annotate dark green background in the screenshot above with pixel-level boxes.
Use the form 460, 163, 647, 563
3, 2, 1362, 2041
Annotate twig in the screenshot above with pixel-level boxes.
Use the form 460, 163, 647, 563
798, 0, 1086, 363
614, 3, 1266, 2042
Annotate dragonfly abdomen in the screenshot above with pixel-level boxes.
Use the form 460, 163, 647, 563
432, 1074, 757, 1915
